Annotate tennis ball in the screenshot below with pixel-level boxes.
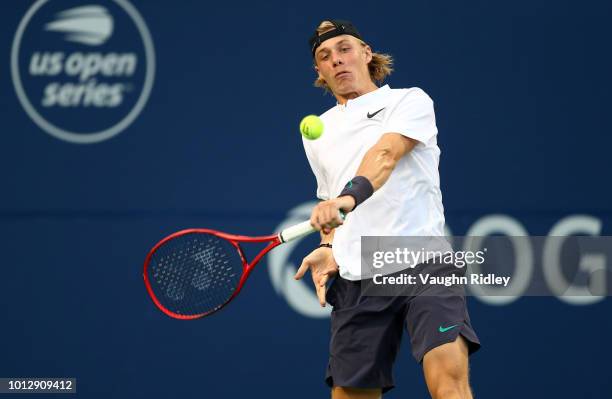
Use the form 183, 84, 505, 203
300, 115, 324, 140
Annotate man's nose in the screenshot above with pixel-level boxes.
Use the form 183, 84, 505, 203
332, 53, 344, 67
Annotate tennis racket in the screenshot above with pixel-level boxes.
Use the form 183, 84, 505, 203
143, 217, 333, 320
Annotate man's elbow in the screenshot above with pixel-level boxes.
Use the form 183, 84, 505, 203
381, 133, 417, 159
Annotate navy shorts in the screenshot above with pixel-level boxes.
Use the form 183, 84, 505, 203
324, 262, 480, 393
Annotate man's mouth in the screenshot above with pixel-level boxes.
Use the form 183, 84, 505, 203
335, 71, 350, 79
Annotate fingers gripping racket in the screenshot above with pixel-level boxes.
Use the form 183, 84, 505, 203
143, 219, 323, 320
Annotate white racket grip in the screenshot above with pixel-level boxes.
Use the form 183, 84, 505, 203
279, 220, 315, 243
278, 211, 345, 243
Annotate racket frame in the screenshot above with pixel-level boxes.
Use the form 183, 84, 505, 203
143, 228, 283, 320
143, 214, 338, 319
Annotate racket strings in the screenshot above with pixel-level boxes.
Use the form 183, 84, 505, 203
147, 233, 243, 316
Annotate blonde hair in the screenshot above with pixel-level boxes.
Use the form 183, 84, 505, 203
313, 21, 394, 92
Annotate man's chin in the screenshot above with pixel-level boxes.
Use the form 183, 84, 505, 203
332, 83, 356, 97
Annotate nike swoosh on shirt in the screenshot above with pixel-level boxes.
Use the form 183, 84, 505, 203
367, 108, 385, 118
438, 324, 459, 333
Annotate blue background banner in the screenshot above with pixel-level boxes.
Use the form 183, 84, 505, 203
1, 1, 611, 397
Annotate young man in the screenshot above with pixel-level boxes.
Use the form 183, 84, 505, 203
294, 20, 481, 399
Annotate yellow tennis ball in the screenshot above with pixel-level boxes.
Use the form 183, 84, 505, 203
300, 115, 324, 140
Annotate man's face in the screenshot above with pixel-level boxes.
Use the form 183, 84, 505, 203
314, 35, 373, 97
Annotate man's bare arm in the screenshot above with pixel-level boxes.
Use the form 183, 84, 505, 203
310, 133, 418, 233
354, 132, 418, 192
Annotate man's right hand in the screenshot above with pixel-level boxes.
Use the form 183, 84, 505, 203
294, 246, 339, 307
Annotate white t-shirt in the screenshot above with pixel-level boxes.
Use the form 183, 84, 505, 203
302, 85, 449, 280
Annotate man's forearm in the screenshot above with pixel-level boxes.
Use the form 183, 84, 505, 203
355, 132, 417, 191
311, 135, 416, 230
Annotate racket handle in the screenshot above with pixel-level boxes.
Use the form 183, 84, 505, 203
278, 211, 346, 243
279, 220, 315, 243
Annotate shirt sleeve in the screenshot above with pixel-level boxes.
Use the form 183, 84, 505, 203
302, 139, 330, 200
383, 88, 438, 145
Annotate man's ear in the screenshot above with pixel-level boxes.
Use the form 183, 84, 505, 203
315, 65, 324, 81
364, 45, 373, 64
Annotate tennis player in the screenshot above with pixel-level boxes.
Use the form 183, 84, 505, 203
294, 20, 480, 399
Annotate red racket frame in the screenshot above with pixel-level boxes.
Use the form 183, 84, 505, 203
143, 228, 282, 320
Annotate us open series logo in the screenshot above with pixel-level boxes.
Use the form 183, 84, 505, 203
11, 0, 155, 144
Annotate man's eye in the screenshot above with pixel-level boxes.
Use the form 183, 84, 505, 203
341, 47, 350, 52
320, 54, 329, 60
